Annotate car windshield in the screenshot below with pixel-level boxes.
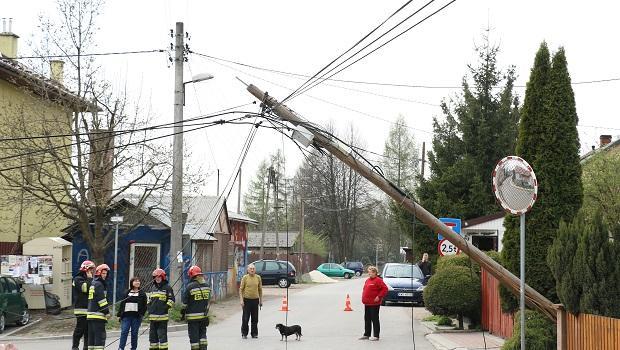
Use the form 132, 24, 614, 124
383, 265, 424, 279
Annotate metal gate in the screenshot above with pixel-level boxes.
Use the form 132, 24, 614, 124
130, 243, 160, 288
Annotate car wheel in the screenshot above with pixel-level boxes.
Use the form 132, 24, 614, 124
355, 271, 362, 277
278, 278, 290, 288
16, 310, 30, 326
344, 273, 351, 279
0, 313, 5, 333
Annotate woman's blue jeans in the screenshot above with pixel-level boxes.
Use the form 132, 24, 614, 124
119, 315, 142, 350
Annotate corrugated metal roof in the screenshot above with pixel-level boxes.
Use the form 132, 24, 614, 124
123, 195, 226, 241
228, 212, 259, 225
247, 231, 299, 248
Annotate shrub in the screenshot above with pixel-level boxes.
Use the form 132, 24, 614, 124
423, 265, 480, 329
437, 316, 453, 326
502, 310, 556, 350
436, 254, 480, 274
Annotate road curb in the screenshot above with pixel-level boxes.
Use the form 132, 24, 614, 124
4, 323, 188, 342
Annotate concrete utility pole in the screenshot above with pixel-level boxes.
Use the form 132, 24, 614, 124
274, 174, 280, 259
245, 83, 558, 321
259, 171, 271, 260
170, 21, 184, 301
237, 168, 242, 213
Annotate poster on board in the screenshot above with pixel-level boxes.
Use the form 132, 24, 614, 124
0, 255, 53, 284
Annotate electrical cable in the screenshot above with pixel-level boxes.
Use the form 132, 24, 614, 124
191, 52, 620, 89
8, 49, 166, 60
290, 0, 458, 101
279, 0, 418, 105
286, 0, 438, 102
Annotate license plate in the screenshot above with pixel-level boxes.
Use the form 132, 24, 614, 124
398, 292, 413, 297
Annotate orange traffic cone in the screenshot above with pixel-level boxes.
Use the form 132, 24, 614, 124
280, 296, 290, 311
344, 294, 353, 311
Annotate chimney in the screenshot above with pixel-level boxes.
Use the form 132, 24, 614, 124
0, 18, 19, 59
50, 60, 64, 84
600, 135, 612, 148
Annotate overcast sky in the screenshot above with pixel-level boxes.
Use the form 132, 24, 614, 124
4, 0, 620, 211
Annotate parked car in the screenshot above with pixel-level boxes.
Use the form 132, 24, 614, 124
380, 263, 426, 306
0, 276, 30, 332
341, 261, 364, 276
317, 263, 355, 279
251, 260, 297, 288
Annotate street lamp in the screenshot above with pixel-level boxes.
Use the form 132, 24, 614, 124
110, 214, 123, 317
182, 73, 214, 105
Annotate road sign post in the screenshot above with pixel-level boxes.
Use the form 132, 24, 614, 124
492, 156, 538, 350
437, 218, 461, 241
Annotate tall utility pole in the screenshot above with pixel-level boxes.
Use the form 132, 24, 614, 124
274, 173, 280, 259
170, 21, 184, 301
259, 168, 272, 259
245, 83, 558, 321
421, 142, 426, 179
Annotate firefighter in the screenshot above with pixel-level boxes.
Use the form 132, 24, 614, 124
87, 263, 110, 350
72, 260, 95, 350
148, 268, 175, 350
183, 265, 210, 350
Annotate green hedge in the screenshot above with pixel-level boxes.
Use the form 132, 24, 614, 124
423, 265, 480, 328
436, 254, 480, 274
502, 310, 556, 350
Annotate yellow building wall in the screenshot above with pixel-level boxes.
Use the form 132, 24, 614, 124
0, 78, 72, 243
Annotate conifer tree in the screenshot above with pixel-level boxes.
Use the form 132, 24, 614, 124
502, 44, 582, 308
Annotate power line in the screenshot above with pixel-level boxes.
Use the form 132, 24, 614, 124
288, 0, 439, 102
192, 51, 439, 107
9, 49, 166, 60
191, 52, 620, 90
279, 0, 418, 105
291, 0, 458, 101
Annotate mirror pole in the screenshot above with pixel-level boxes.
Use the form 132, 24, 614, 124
520, 213, 526, 350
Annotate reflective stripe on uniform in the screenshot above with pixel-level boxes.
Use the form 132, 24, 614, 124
158, 342, 168, 349
166, 299, 174, 307
149, 344, 159, 350
86, 312, 107, 321
97, 298, 108, 307
186, 312, 206, 320
74, 308, 88, 315
190, 344, 199, 350
82, 282, 88, 293
149, 314, 169, 321
199, 338, 208, 345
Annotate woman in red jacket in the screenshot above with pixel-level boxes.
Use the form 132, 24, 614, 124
360, 265, 388, 341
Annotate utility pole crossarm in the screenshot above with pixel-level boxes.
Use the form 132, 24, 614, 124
245, 83, 557, 322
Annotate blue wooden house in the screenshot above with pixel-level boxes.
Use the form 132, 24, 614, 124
63, 196, 232, 303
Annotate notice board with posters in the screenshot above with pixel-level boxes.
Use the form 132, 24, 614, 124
0, 255, 53, 285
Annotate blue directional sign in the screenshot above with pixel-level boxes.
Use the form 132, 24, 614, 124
437, 218, 462, 240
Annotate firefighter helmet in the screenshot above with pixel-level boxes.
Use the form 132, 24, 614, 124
79, 260, 96, 272
94, 264, 110, 277
188, 265, 203, 279
152, 268, 167, 280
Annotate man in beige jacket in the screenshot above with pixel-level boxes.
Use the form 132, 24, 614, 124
239, 263, 263, 339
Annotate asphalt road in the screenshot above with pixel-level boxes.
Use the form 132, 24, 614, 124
9, 277, 435, 349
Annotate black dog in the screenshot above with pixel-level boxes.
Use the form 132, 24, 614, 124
275, 323, 303, 341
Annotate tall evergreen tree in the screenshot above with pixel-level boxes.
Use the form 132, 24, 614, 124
502, 44, 583, 308
417, 35, 519, 221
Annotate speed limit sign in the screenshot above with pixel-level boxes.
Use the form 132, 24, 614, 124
438, 239, 460, 256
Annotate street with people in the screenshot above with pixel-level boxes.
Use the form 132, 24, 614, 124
7, 277, 435, 350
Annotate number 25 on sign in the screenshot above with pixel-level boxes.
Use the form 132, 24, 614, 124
438, 239, 460, 256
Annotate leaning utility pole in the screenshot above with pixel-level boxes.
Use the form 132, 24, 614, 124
170, 22, 184, 301
245, 83, 558, 321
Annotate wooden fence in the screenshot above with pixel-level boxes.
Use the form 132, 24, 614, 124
481, 268, 514, 338
564, 312, 620, 350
